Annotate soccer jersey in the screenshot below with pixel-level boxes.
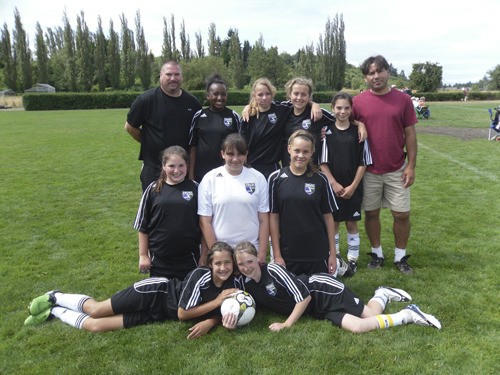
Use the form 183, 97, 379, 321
281, 108, 335, 166
134, 179, 200, 261
178, 268, 236, 319
127, 88, 202, 168
189, 107, 242, 182
320, 124, 372, 205
268, 167, 338, 261
352, 89, 417, 174
241, 102, 292, 166
198, 166, 269, 248
235, 263, 310, 316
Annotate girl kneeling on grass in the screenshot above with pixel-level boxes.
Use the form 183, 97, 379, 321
233, 241, 441, 333
25, 242, 238, 339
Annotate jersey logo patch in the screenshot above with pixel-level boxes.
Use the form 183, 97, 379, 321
216, 173, 223, 177
302, 119, 311, 130
223, 118, 233, 127
201, 113, 208, 118
266, 282, 277, 296
245, 183, 256, 195
268, 113, 277, 124
279, 172, 288, 178
182, 191, 194, 201
354, 298, 360, 305
353, 211, 361, 217
304, 183, 316, 195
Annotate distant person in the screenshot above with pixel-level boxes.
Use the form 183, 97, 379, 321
352, 55, 418, 275
134, 146, 203, 279
188, 74, 241, 183
125, 60, 202, 191
462, 87, 468, 101
416, 97, 430, 119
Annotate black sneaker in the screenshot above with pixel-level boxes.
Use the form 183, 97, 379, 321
367, 252, 384, 269
394, 255, 413, 275
348, 260, 357, 274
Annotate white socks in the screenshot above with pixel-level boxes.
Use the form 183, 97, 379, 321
347, 233, 360, 261
54, 292, 91, 313
51, 306, 89, 329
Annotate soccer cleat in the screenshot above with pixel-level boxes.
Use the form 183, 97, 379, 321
377, 286, 412, 302
394, 255, 413, 275
28, 290, 58, 316
336, 254, 354, 277
24, 308, 53, 327
403, 304, 441, 329
367, 252, 384, 269
348, 260, 358, 274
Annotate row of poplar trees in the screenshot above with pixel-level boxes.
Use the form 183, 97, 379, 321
0, 8, 347, 93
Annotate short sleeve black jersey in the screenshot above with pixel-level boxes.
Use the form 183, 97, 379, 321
189, 107, 241, 182
268, 167, 338, 261
235, 263, 310, 316
134, 179, 201, 260
127, 88, 202, 168
241, 102, 293, 165
281, 108, 335, 166
178, 268, 236, 319
320, 124, 372, 188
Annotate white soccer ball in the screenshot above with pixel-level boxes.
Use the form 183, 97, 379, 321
220, 291, 256, 327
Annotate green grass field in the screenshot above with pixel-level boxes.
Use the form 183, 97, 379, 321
1, 102, 499, 374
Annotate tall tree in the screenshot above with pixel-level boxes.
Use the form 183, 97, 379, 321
108, 20, 120, 90
120, 13, 135, 89
34, 22, 49, 84
317, 14, 346, 90
179, 19, 191, 61
94, 16, 107, 91
228, 30, 245, 89
62, 12, 77, 91
135, 10, 151, 90
76, 11, 94, 91
194, 31, 204, 58
207, 23, 220, 57
409, 62, 442, 92
487, 65, 500, 90
45, 26, 66, 89
13, 8, 33, 90
1, 23, 17, 91
296, 43, 316, 81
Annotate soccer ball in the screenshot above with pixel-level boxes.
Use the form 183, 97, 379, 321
220, 291, 256, 327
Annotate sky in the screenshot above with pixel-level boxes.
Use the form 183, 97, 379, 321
1, 0, 499, 85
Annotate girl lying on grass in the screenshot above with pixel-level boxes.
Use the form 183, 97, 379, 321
232, 241, 441, 333
25, 242, 238, 339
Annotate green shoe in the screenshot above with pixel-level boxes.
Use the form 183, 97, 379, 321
24, 308, 53, 326
28, 290, 58, 316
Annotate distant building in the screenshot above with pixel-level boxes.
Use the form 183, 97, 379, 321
0, 89, 16, 96
24, 84, 55, 93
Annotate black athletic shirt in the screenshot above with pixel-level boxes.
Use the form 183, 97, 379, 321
235, 263, 310, 316
127, 87, 202, 168
281, 107, 335, 166
189, 107, 241, 182
268, 167, 338, 261
241, 102, 293, 166
134, 179, 200, 260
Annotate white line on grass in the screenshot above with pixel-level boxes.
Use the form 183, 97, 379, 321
418, 142, 498, 182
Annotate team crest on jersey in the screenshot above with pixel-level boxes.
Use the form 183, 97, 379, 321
182, 191, 194, 201
302, 119, 311, 130
304, 183, 315, 195
266, 282, 277, 296
223, 117, 233, 127
268, 113, 277, 124
245, 183, 256, 195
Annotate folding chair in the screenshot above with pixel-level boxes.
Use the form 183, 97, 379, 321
416, 105, 430, 120
488, 108, 500, 140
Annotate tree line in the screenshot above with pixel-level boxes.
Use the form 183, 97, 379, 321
4, 8, 498, 94
0, 9, 350, 93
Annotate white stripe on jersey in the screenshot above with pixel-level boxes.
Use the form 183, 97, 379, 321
316, 171, 339, 211
133, 181, 156, 230
179, 269, 212, 310
307, 274, 344, 295
133, 277, 170, 293
363, 139, 373, 166
267, 263, 308, 303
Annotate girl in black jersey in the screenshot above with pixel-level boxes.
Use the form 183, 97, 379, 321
233, 242, 442, 332
135, 146, 203, 278
269, 130, 338, 276
189, 75, 241, 182
25, 242, 239, 339
241, 78, 323, 180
